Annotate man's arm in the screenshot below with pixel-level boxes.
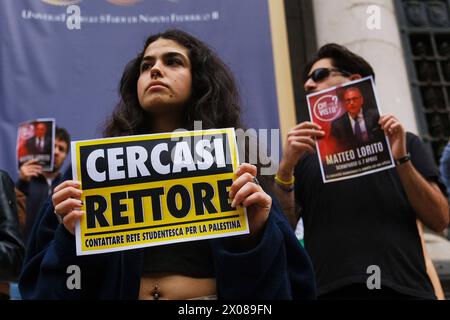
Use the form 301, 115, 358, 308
272, 180, 298, 228
275, 122, 325, 228
396, 162, 448, 232
380, 115, 449, 232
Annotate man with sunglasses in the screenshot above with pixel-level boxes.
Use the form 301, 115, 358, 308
274, 43, 449, 299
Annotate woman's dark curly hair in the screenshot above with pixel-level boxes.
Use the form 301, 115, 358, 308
104, 29, 242, 137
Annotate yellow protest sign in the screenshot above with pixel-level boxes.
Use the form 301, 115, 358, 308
71, 128, 248, 255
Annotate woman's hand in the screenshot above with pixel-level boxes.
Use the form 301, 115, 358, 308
52, 180, 84, 235
229, 163, 272, 240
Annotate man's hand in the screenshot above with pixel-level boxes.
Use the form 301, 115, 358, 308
19, 159, 43, 182
277, 122, 325, 180
379, 114, 407, 159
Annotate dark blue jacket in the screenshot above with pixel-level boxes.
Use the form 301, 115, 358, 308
19, 171, 316, 300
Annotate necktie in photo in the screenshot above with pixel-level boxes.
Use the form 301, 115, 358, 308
36, 138, 43, 152
354, 117, 364, 142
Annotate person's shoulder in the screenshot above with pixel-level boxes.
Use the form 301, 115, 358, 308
405, 131, 422, 146
331, 113, 347, 129
406, 131, 418, 139
334, 112, 347, 123
364, 107, 379, 117
406, 132, 433, 161
0, 170, 13, 184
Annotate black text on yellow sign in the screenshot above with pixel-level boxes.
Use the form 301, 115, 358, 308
71, 128, 248, 255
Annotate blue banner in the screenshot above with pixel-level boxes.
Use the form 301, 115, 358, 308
0, 0, 279, 179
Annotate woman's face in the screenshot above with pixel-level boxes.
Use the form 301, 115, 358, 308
137, 38, 192, 116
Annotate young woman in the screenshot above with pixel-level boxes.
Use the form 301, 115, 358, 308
19, 29, 316, 300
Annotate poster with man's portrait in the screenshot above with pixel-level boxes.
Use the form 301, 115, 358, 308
17, 118, 55, 171
306, 77, 395, 183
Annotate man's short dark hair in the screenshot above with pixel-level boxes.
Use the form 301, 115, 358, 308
55, 126, 70, 146
304, 43, 375, 82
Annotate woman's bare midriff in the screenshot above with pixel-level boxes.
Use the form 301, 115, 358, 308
139, 272, 216, 300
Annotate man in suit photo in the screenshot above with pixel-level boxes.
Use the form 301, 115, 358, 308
25, 122, 52, 155
331, 86, 383, 150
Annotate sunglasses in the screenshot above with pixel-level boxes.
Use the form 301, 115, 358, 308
307, 68, 352, 83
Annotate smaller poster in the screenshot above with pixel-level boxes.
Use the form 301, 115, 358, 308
16, 118, 55, 171
306, 76, 395, 183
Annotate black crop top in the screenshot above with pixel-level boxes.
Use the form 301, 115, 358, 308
142, 240, 215, 278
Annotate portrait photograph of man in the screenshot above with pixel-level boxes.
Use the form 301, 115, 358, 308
307, 77, 394, 183
17, 118, 55, 171
331, 85, 385, 150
